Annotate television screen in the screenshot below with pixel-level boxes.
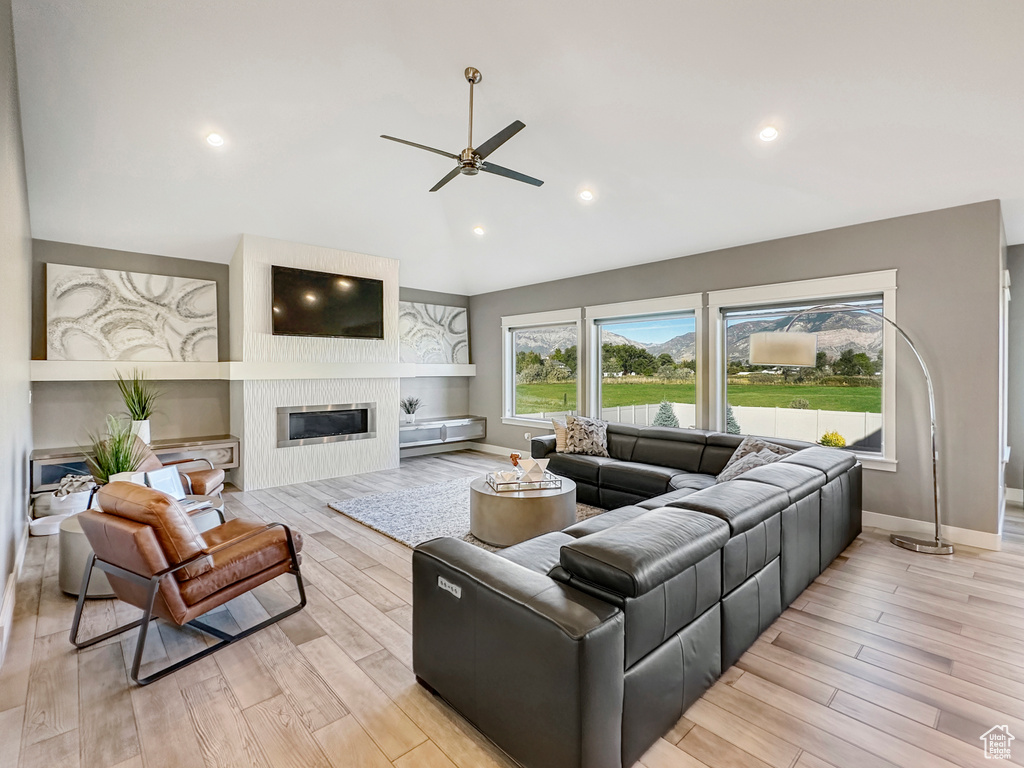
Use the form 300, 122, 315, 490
272, 265, 384, 339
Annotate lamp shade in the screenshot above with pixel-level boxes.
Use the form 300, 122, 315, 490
748, 332, 817, 367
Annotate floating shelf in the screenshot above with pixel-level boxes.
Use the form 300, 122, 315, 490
30, 360, 476, 382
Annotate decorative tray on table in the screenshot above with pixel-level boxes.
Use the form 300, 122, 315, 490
485, 470, 562, 493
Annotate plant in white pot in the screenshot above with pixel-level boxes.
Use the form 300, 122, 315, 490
400, 396, 422, 424
116, 368, 159, 444
85, 415, 147, 485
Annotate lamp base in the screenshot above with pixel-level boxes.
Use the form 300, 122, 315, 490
889, 532, 954, 555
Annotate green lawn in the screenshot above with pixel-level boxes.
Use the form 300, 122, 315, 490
515, 380, 881, 414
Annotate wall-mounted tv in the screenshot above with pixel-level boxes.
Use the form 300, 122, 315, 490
271, 265, 384, 339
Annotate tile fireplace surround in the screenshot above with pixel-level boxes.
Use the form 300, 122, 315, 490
228, 235, 401, 490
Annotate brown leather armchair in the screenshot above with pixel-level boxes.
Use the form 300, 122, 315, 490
136, 439, 226, 497
69, 482, 305, 685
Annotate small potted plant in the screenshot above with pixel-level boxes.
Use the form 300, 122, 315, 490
400, 396, 422, 424
85, 415, 147, 485
116, 368, 160, 444
820, 430, 847, 448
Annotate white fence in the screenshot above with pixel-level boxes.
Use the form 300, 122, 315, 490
519, 402, 881, 445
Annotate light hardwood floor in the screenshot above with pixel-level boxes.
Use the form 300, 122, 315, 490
2, 450, 1022, 768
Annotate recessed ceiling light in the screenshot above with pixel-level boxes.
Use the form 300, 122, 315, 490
578, 189, 594, 202
759, 126, 779, 142
206, 133, 225, 147
304, 292, 317, 303
473, 226, 485, 236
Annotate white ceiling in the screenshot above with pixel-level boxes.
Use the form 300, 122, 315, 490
11, 1, 1024, 295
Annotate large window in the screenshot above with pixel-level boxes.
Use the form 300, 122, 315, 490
585, 294, 703, 428
709, 271, 897, 469
502, 309, 581, 425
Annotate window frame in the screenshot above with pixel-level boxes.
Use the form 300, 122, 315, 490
584, 293, 704, 427
708, 270, 898, 471
501, 307, 584, 427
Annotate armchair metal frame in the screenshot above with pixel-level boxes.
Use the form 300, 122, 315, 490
69, 522, 306, 685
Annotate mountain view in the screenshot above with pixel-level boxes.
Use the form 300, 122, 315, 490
515, 310, 880, 363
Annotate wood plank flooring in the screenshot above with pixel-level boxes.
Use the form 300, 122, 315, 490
2, 449, 1023, 768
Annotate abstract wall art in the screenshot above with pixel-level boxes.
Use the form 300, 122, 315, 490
46, 263, 219, 361
398, 302, 469, 364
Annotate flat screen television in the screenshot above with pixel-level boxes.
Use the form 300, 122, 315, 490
271, 265, 384, 339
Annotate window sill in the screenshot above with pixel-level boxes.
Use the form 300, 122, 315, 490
858, 455, 897, 472
501, 417, 555, 429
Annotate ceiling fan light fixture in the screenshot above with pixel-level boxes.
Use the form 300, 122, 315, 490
206, 132, 225, 147
473, 226, 485, 236
759, 126, 779, 142
578, 189, 595, 202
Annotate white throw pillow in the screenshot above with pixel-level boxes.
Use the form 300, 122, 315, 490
551, 417, 568, 453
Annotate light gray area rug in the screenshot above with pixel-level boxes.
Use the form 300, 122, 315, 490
327, 476, 605, 550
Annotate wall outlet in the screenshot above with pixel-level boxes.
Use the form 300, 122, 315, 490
524, 432, 532, 442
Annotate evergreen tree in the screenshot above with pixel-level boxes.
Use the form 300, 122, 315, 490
726, 403, 741, 434
652, 401, 679, 428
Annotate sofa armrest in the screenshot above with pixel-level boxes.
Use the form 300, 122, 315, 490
413, 538, 623, 768
532, 434, 557, 458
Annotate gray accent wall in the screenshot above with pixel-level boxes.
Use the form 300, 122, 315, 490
1008, 244, 1024, 493
31, 239, 230, 360
0, 0, 32, 600
469, 201, 1005, 536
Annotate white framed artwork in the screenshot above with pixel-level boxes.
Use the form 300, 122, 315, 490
398, 301, 469, 364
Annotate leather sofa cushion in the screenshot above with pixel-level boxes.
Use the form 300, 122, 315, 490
548, 453, 616, 484
779, 446, 856, 481
630, 428, 706, 472
699, 433, 743, 475
672, 480, 790, 536
497, 532, 576, 574
607, 423, 641, 461
563, 505, 649, 538
180, 518, 302, 605
185, 468, 225, 495
600, 461, 684, 496
732, 463, 824, 503
97, 481, 212, 581
669, 472, 717, 492
636, 487, 704, 510
561, 508, 729, 598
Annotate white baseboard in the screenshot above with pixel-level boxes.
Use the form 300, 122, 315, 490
862, 509, 1002, 551
0, 521, 29, 671
468, 442, 521, 457
1007, 487, 1023, 504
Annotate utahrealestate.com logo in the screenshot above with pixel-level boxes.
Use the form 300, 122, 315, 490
981, 725, 1015, 760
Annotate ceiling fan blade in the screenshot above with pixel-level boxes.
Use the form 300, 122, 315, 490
429, 167, 461, 192
380, 135, 459, 160
480, 161, 544, 187
473, 120, 526, 159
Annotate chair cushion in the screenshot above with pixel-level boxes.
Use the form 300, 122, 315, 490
548, 453, 616, 485
184, 468, 225, 495
631, 427, 707, 472
180, 518, 302, 605
600, 461, 683, 497
97, 481, 212, 581
636, 487, 705, 510
779, 446, 857, 481
606, 423, 641, 461
672, 481, 791, 536
669, 473, 717, 492
134, 438, 166, 473
562, 505, 648, 538
497, 532, 576, 574
732, 462, 825, 503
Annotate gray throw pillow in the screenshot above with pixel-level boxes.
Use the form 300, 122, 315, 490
564, 415, 610, 457
716, 448, 784, 483
719, 436, 795, 477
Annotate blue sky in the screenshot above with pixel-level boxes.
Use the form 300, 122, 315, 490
602, 316, 695, 344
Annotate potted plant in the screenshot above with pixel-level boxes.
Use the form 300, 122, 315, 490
400, 396, 422, 424
85, 415, 147, 484
116, 368, 159, 444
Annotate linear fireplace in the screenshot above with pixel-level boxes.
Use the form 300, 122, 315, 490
276, 402, 377, 448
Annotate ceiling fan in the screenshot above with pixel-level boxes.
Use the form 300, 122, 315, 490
381, 67, 544, 192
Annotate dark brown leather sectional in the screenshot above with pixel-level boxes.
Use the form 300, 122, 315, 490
413, 424, 861, 768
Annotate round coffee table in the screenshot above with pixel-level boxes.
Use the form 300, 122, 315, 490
469, 477, 577, 547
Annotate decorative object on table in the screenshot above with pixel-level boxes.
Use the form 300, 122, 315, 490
327, 476, 599, 550
398, 302, 469, 364
819, 430, 847, 448
34, 473, 96, 519
46, 263, 218, 361
116, 367, 160, 444
509, 452, 521, 467
564, 414, 610, 457
399, 396, 422, 423
84, 415, 146, 484
485, 469, 562, 493
517, 457, 549, 482
749, 302, 953, 555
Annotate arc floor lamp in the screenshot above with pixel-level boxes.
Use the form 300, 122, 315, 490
748, 303, 953, 555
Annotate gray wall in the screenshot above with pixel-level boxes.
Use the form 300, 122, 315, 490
469, 201, 1004, 535
0, 0, 32, 595
32, 380, 231, 450
32, 239, 230, 360
1008, 244, 1024, 492
398, 286, 469, 309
